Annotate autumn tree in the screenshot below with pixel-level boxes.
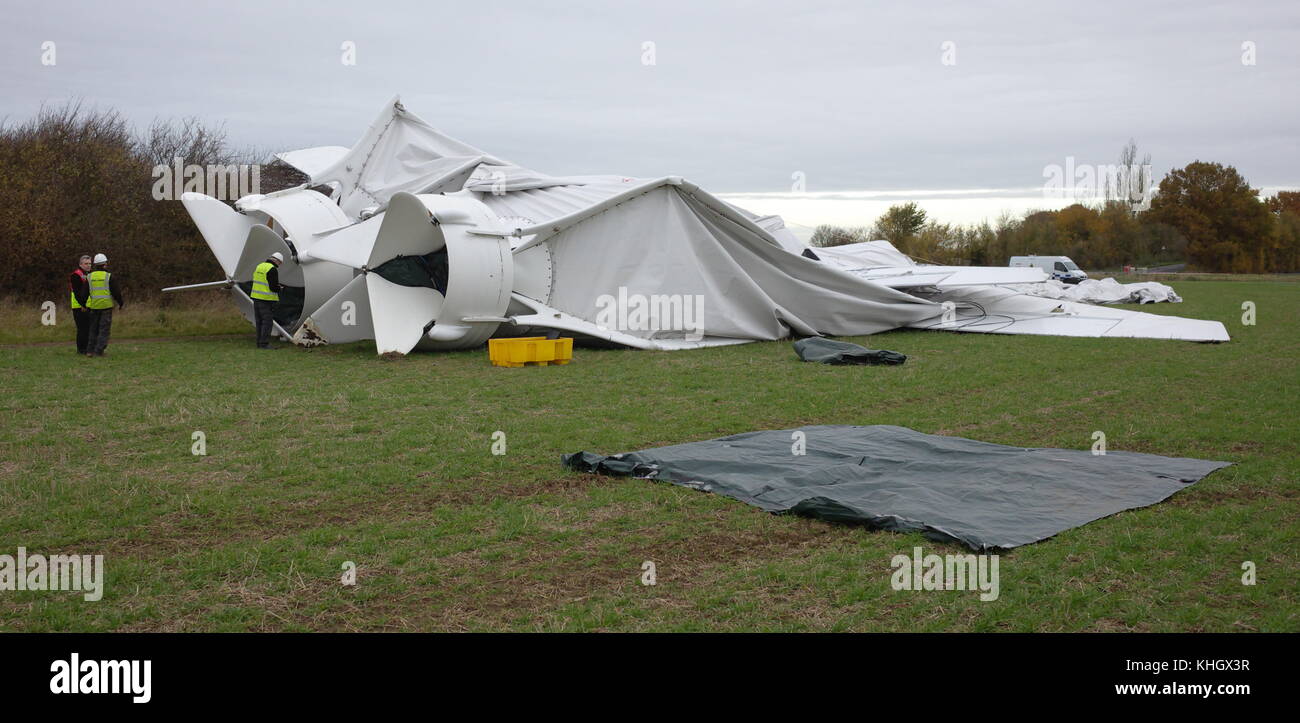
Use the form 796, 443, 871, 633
1265, 191, 1300, 272
874, 202, 928, 249
1144, 161, 1274, 272
1265, 191, 1300, 216
809, 224, 872, 248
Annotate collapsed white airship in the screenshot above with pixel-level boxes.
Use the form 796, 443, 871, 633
166, 97, 1230, 352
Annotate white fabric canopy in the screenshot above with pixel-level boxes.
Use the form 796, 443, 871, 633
518, 182, 938, 343
313, 97, 509, 216
273, 146, 350, 179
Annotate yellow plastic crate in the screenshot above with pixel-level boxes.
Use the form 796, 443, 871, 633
488, 336, 573, 367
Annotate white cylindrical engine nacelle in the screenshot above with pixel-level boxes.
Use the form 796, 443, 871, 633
298, 192, 515, 354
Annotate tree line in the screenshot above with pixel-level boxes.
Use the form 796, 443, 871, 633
812, 154, 1299, 273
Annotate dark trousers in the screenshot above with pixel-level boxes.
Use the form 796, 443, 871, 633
73, 309, 91, 353
86, 309, 112, 354
254, 300, 276, 347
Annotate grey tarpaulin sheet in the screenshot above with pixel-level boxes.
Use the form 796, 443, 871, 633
794, 337, 907, 365
563, 425, 1231, 550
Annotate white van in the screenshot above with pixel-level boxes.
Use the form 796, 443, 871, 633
1009, 255, 1088, 284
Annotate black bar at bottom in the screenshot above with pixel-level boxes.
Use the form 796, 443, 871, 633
0, 632, 1283, 709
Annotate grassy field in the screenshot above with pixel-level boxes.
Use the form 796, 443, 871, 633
1, 279, 1295, 632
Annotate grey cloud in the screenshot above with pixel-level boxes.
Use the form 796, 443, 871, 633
4, 0, 1297, 194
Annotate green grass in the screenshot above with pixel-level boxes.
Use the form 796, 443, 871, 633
0, 280, 1295, 631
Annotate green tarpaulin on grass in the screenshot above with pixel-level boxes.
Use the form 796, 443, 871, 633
793, 337, 907, 365
563, 425, 1231, 551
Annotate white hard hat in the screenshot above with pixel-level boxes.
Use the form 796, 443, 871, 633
93, 253, 108, 264
270, 252, 284, 263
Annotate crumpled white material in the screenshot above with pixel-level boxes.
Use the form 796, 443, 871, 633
1010, 277, 1182, 304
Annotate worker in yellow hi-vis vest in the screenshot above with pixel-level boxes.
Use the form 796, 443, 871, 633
84, 253, 124, 358
250, 252, 283, 349
69, 253, 92, 354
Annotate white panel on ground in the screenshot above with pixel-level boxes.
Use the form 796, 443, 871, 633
912, 286, 1229, 342
1101, 313, 1228, 340
366, 274, 444, 354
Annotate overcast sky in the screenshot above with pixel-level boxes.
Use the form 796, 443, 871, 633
5, 0, 1298, 226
